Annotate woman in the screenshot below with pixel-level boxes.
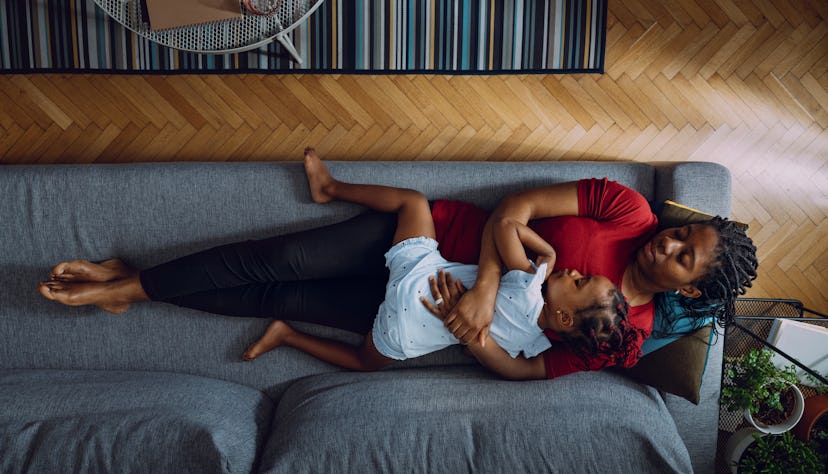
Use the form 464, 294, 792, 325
38, 170, 758, 379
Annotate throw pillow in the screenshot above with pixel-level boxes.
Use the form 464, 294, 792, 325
658, 200, 748, 231
619, 325, 713, 405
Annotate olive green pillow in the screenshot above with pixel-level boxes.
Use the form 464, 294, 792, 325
619, 325, 713, 405
658, 200, 748, 232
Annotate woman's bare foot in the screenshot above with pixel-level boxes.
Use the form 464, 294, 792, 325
49, 259, 135, 283
243, 320, 295, 361
303, 147, 336, 204
37, 276, 147, 315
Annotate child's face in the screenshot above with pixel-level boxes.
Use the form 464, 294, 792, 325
544, 269, 616, 317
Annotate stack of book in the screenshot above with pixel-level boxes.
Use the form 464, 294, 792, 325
143, 0, 242, 31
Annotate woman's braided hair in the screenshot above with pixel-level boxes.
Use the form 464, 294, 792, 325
656, 216, 758, 335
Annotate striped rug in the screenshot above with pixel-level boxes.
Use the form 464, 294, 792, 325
1, 0, 606, 74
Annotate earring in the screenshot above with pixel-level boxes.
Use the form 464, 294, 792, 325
675, 290, 681, 294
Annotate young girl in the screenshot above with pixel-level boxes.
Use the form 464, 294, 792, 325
242, 148, 632, 380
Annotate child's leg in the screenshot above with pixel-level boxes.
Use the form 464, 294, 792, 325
243, 320, 396, 371
304, 147, 435, 245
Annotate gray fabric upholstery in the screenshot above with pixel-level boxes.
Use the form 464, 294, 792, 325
0, 161, 730, 473
654, 162, 732, 217
260, 367, 692, 473
0, 369, 274, 474
0, 161, 654, 398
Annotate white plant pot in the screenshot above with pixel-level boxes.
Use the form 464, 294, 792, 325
743, 381, 805, 434
723, 427, 765, 474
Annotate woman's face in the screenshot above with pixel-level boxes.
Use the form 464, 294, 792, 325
636, 224, 720, 294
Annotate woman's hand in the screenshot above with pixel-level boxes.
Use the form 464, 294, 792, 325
421, 269, 496, 346
420, 269, 466, 321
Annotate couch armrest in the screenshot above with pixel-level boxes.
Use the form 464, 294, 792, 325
654, 162, 732, 217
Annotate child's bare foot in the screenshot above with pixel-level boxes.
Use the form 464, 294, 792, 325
243, 320, 294, 361
38, 279, 133, 314
49, 259, 135, 282
303, 147, 336, 203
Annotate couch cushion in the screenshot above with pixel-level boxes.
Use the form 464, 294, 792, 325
259, 367, 692, 473
0, 369, 274, 474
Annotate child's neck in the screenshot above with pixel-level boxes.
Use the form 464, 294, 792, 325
537, 305, 555, 331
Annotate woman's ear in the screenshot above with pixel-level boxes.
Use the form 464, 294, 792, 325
677, 286, 702, 299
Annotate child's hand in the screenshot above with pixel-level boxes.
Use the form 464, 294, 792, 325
535, 253, 556, 279
420, 269, 466, 321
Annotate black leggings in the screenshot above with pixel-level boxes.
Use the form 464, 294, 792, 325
139, 211, 397, 334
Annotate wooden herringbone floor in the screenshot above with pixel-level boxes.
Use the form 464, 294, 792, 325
1, 0, 826, 311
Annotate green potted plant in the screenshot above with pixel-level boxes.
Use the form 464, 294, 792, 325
736, 431, 825, 474
721, 348, 805, 434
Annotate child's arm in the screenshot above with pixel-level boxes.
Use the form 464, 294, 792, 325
465, 335, 546, 380
492, 217, 556, 274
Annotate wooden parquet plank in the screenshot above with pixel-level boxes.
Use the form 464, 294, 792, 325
805, 0, 828, 25
735, 23, 795, 80
575, 76, 634, 130
126, 77, 190, 130
619, 124, 661, 158
38, 124, 83, 163
71, 76, 132, 130
445, 76, 507, 130
770, 0, 806, 26
698, 23, 756, 80
752, 0, 786, 28
0, 86, 35, 130
7, 76, 73, 130
616, 74, 672, 129
647, 24, 718, 79
200, 76, 265, 130
108, 76, 173, 130
596, 75, 651, 129
791, 33, 828, 78
538, 77, 596, 130
371, 76, 433, 131
91, 78, 152, 129
678, 21, 735, 77
239, 76, 302, 129
41, 75, 109, 130
692, 0, 731, 27
779, 73, 828, 127
403, 77, 460, 130
503, 76, 561, 130
712, 0, 751, 25
660, 0, 697, 27
272, 76, 339, 129
483, 77, 543, 130
607, 3, 638, 30
651, 74, 709, 129
556, 76, 615, 130
764, 73, 816, 123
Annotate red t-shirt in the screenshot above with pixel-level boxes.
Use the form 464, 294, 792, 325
432, 178, 658, 378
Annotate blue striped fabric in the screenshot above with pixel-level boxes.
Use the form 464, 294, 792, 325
0, 0, 606, 73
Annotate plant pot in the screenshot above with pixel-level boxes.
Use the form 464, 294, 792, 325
743, 381, 805, 434
723, 428, 765, 474
793, 395, 828, 441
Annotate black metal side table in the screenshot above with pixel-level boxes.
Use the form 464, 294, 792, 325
715, 298, 828, 473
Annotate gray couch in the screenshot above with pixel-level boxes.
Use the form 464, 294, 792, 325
0, 161, 729, 473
